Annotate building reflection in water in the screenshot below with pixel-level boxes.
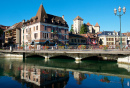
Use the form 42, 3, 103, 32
1, 59, 130, 88
20, 65, 69, 88
73, 72, 86, 85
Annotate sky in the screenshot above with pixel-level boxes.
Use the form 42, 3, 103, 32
0, 0, 130, 33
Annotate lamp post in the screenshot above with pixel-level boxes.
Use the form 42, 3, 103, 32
22, 20, 25, 50
114, 6, 126, 50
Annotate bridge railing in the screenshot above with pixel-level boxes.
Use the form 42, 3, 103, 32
1, 45, 130, 51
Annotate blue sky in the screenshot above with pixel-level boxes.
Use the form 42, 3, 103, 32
0, 0, 129, 33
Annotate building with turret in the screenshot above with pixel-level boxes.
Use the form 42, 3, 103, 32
86, 22, 100, 33
73, 16, 83, 34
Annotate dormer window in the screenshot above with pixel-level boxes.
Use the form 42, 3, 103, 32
108, 33, 111, 35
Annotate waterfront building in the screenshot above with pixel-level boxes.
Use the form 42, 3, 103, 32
21, 4, 69, 48
73, 16, 83, 34
122, 32, 130, 46
98, 31, 127, 48
69, 33, 87, 45
0, 25, 9, 48
5, 22, 22, 47
86, 22, 100, 33
81, 33, 98, 45
69, 33, 98, 45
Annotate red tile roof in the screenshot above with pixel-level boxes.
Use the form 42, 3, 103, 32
0, 25, 10, 31
122, 32, 130, 36
95, 23, 100, 27
5, 22, 22, 31
86, 22, 92, 26
74, 16, 83, 21
79, 34, 89, 38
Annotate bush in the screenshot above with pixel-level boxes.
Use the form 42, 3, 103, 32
78, 45, 86, 49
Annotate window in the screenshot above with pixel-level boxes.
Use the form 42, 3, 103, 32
34, 33, 38, 39
51, 34, 53, 38
45, 26, 47, 30
51, 28, 53, 32
71, 39, 73, 42
78, 39, 79, 43
59, 34, 61, 39
59, 28, 61, 32
47, 33, 48, 38
45, 33, 46, 38
65, 29, 66, 33
65, 35, 67, 40
43, 33, 48, 39
43, 33, 44, 38
75, 39, 76, 42
36, 79, 38, 82
34, 27, 35, 31
36, 26, 38, 30
26, 29, 28, 32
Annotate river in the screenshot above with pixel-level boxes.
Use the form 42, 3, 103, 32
0, 56, 130, 88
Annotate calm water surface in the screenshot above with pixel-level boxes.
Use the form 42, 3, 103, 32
0, 57, 130, 88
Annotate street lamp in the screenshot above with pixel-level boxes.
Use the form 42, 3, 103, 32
22, 20, 25, 50
114, 6, 126, 50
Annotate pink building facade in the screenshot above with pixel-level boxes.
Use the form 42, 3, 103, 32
21, 4, 69, 48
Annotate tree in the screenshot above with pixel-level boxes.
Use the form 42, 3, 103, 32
80, 24, 88, 34
70, 25, 74, 33
99, 39, 103, 45
0, 29, 3, 37
8, 37, 14, 46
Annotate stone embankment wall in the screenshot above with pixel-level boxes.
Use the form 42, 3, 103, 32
118, 56, 130, 64
0, 53, 23, 58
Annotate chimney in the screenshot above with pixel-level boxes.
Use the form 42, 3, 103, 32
62, 15, 64, 20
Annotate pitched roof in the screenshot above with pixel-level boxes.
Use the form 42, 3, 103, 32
36, 4, 48, 22
98, 31, 123, 36
69, 33, 86, 38
95, 23, 100, 27
86, 22, 92, 26
5, 22, 22, 31
0, 25, 10, 31
74, 16, 83, 21
122, 32, 130, 36
80, 34, 89, 38
24, 4, 68, 27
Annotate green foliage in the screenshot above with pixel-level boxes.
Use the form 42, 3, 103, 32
8, 37, 14, 45
99, 39, 103, 45
70, 25, 74, 33
103, 46, 108, 50
0, 29, 3, 37
80, 24, 88, 34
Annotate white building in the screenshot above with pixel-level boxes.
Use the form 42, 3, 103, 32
86, 22, 100, 33
98, 31, 127, 48
73, 16, 83, 34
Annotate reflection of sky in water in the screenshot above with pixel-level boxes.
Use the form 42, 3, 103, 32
0, 76, 26, 88
65, 72, 130, 88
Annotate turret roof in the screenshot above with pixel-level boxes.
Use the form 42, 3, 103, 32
95, 23, 100, 27
74, 16, 83, 21
86, 22, 92, 26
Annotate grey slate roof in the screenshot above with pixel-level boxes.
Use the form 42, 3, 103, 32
98, 31, 122, 36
